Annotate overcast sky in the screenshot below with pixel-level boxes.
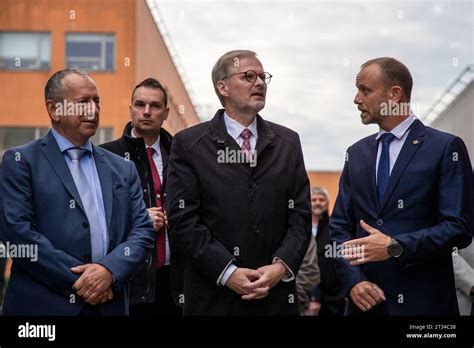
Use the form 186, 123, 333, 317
154, 0, 473, 171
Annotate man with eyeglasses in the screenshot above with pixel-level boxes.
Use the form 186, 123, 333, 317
166, 50, 311, 315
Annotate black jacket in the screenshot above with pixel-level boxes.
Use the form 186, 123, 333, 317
100, 122, 173, 305
315, 212, 345, 315
166, 109, 311, 315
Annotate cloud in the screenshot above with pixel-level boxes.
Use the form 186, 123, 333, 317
155, 0, 473, 170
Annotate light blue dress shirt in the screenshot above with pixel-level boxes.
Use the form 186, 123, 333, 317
50, 128, 109, 257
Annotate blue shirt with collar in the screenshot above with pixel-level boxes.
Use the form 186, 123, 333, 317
50, 128, 109, 257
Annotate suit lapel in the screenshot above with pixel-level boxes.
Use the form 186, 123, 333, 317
92, 146, 113, 239
210, 109, 243, 151
40, 132, 86, 214
379, 120, 425, 211
254, 114, 275, 157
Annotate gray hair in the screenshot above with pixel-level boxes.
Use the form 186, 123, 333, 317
211, 50, 257, 107
311, 186, 329, 202
44, 68, 91, 102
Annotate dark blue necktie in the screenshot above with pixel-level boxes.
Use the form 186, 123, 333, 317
377, 133, 396, 203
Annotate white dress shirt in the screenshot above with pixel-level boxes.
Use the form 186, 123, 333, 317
131, 129, 170, 266
375, 114, 417, 182
223, 112, 258, 150
312, 223, 318, 238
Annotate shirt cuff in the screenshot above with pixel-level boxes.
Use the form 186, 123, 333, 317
272, 257, 295, 282
217, 261, 237, 286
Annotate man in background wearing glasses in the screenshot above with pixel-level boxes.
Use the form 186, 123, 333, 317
166, 50, 311, 315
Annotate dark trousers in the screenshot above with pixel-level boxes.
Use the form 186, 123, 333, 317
319, 300, 345, 317
130, 265, 182, 317
78, 304, 100, 316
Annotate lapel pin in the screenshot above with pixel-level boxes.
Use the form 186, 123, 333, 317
413, 139, 419, 145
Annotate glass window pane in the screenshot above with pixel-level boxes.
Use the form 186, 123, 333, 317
0, 32, 50, 70
66, 33, 115, 72
0, 128, 36, 151
106, 42, 114, 71
90, 128, 114, 145
67, 41, 101, 58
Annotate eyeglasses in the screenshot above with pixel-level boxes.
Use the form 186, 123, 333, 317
223, 70, 273, 84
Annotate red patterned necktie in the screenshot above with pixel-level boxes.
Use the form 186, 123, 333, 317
240, 128, 253, 161
146, 147, 165, 268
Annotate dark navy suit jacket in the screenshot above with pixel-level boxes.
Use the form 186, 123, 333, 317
330, 119, 473, 315
0, 131, 154, 315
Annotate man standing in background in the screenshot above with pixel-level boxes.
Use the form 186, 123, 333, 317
101, 78, 180, 316
306, 187, 345, 316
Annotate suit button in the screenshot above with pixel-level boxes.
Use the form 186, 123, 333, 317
84, 255, 91, 262
250, 182, 257, 189
376, 219, 383, 226
82, 222, 89, 229
253, 225, 260, 234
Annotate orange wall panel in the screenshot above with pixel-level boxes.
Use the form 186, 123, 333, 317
0, 0, 136, 138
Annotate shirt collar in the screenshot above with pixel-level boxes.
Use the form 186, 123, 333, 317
223, 111, 258, 141
51, 127, 93, 153
376, 114, 417, 140
131, 128, 161, 153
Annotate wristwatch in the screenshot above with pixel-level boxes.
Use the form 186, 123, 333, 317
388, 237, 404, 258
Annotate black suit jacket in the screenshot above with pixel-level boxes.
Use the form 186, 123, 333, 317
315, 212, 345, 315
166, 109, 311, 315
100, 122, 173, 305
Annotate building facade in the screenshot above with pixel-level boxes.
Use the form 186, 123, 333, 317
0, 0, 200, 156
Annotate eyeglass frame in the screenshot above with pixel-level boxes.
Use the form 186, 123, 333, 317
222, 70, 273, 84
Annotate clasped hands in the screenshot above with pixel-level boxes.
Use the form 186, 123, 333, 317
71, 263, 114, 305
69, 209, 166, 305
225, 262, 287, 300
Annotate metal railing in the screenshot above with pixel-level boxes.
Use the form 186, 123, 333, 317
422, 65, 474, 125
145, 0, 201, 120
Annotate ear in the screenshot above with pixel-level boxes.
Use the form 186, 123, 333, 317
129, 104, 133, 119
390, 85, 403, 103
216, 80, 229, 99
46, 100, 61, 123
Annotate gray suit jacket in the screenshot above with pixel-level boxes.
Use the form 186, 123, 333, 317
296, 237, 320, 314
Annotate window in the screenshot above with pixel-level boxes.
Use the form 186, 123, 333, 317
0, 32, 51, 70
0, 127, 113, 156
91, 128, 114, 145
66, 33, 115, 72
0, 127, 49, 153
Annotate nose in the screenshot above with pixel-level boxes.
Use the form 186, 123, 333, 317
144, 104, 150, 115
354, 92, 362, 105
254, 74, 265, 86
85, 101, 97, 120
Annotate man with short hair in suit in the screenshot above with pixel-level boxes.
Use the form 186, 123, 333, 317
166, 50, 311, 315
330, 57, 473, 315
0, 68, 154, 315
101, 78, 180, 316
